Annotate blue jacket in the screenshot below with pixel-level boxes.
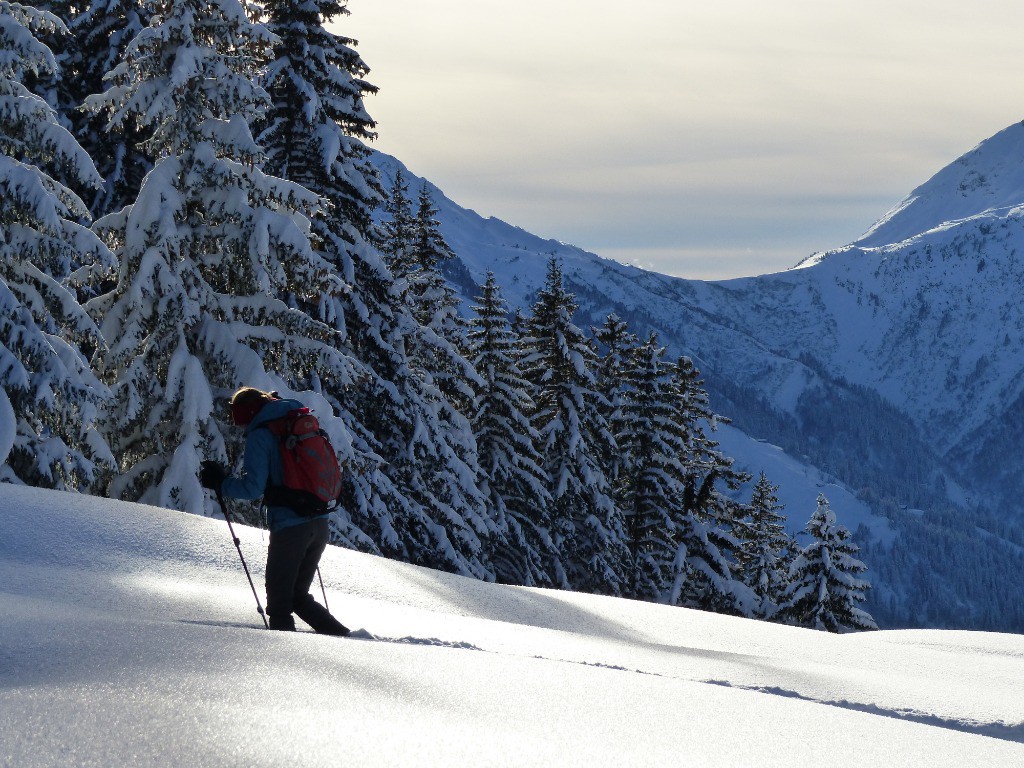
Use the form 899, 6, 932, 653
220, 398, 331, 532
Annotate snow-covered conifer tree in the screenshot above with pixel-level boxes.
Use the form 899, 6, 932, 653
780, 494, 877, 632
379, 166, 413, 274
254, 0, 401, 550
619, 333, 688, 600
258, 0, 379, 243
593, 313, 637, 508
667, 355, 755, 615
362, 312, 493, 578
522, 257, 628, 594
377, 171, 476, 407
364, 165, 493, 576
468, 272, 555, 586
85, 0, 351, 513
409, 184, 462, 334
410, 182, 454, 270
403, 182, 476, 409
254, 0, 491, 573
737, 472, 793, 619
0, 0, 115, 489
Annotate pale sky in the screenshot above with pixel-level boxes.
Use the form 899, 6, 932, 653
342, 1, 1024, 280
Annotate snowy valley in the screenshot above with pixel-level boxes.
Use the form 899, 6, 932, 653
375, 123, 1024, 633
2, 484, 1022, 766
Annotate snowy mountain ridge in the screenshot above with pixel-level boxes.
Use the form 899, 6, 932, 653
371, 122, 1024, 632
3, 484, 1022, 766
854, 121, 1024, 249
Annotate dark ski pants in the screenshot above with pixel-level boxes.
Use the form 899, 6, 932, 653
265, 518, 346, 634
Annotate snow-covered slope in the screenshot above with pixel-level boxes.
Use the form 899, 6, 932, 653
2, 485, 1022, 766
371, 125, 1024, 633
857, 121, 1024, 249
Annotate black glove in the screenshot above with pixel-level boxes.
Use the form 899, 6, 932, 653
199, 460, 228, 492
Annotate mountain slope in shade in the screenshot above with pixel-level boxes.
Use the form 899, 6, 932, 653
783, 122, 1024, 469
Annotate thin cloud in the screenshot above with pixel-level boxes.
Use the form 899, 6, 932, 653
343, 0, 1024, 278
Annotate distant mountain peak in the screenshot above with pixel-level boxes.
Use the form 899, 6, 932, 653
856, 120, 1024, 248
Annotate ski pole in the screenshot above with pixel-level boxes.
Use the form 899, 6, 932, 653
215, 486, 269, 629
317, 566, 329, 611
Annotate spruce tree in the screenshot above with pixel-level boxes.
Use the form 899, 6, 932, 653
367, 167, 492, 577
254, 0, 410, 552
367, 324, 494, 579
780, 494, 878, 632
337, 232, 495, 572
468, 273, 554, 586
593, 313, 637, 509
667, 355, 756, 615
85, 0, 346, 513
0, 0, 115, 489
409, 184, 461, 330
522, 257, 628, 593
410, 182, 454, 269
737, 472, 792, 618
241, 126, 491, 576
404, 182, 476, 410
258, 0, 379, 242
379, 166, 413, 275
619, 333, 687, 600
243, 0, 485, 564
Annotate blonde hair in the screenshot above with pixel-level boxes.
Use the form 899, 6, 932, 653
229, 386, 275, 408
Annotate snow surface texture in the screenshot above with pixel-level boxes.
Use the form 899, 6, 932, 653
1, 485, 1021, 766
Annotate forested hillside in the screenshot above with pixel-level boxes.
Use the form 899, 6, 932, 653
368, 130, 1024, 633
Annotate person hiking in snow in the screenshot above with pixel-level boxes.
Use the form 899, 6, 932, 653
200, 387, 350, 636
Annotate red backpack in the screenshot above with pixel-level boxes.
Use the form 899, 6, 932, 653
262, 407, 343, 516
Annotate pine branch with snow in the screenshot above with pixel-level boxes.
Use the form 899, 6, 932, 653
64, 0, 154, 219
